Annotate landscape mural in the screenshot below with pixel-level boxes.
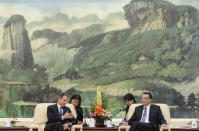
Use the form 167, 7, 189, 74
0, 0, 199, 118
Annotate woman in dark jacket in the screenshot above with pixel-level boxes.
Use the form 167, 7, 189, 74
70, 95, 83, 124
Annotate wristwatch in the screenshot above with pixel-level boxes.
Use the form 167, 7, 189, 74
68, 122, 72, 127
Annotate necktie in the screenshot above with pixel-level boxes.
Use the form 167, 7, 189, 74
59, 107, 63, 117
140, 107, 147, 122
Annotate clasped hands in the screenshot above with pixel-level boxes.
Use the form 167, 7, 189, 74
121, 120, 128, 125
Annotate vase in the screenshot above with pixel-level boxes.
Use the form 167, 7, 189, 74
95, 118, 105, 127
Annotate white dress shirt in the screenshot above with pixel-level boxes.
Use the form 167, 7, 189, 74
57, 103, 64, 120
57, 103, 63, 114
140, 104, 151, 123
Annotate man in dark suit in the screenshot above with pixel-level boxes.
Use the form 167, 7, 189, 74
44, 93, 77, 131
128, 92, 167, 131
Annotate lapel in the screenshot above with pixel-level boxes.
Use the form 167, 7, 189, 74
54, 104, 59, 116
138, 105, 144, 120
149, 104, 153, 122
63, 106, 67, 115
55, 104, 68, 116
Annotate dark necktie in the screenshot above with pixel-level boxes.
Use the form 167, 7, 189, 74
140, 107, 147, 122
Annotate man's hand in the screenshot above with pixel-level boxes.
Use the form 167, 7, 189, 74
122, 119, 127, 122
63, 123, 69, 130
161, 124, 168, 128
63, 111, 74, 119
78, 121, 83, 125
122, 121, 128, 125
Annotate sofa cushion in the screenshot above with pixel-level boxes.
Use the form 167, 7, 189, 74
66, 103, 77, 118
33, 103, 54, 124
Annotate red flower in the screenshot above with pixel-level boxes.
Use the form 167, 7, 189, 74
90, 113, 93, 118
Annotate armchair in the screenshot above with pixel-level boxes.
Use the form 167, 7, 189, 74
29, 103, 77, 131
119, 103, 171, 131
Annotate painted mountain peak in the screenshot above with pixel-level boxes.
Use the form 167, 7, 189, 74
124, 0, 199, 34
2, 14, 33, 69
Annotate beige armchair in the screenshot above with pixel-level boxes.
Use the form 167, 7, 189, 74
29, 103, 77, 131
119, 103, 171, 131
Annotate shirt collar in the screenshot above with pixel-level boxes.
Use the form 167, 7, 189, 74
57, 103, 62, 108
144, 104, 151, 109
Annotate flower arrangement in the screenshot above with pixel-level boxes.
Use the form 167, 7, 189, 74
90, 104, 112, 120
90, 86, 112, 121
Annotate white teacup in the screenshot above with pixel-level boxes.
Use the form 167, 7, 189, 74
89, 119, 95, 127
5, 119, 11, 127
106, 120, 113, 127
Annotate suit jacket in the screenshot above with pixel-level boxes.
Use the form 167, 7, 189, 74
128, 104, 166, 131
45, 104, 77, 131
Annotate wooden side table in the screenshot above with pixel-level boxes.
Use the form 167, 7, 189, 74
75, 126, 199, 131
170, 127, 199, 131
163, 127, 199, 131
32, 128, 38, 131
75, 127, 126, 131
0, 126, 29, 131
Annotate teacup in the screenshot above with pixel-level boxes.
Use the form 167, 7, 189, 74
89, 119, 95, 127
106, 120, 113, 127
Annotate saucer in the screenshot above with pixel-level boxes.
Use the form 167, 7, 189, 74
89, 125, 95, 127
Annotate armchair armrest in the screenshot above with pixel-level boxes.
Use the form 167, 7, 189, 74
160, 126, 171, 131
29, 124, 45, 131
118, 125, 130, 131
71, 124, 83, 131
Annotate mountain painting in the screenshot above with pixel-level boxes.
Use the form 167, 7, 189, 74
0, 0, 199, 118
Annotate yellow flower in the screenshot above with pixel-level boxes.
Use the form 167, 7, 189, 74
96, 86, 102, 105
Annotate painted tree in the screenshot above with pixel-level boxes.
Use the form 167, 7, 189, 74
186, 93, 197, 112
